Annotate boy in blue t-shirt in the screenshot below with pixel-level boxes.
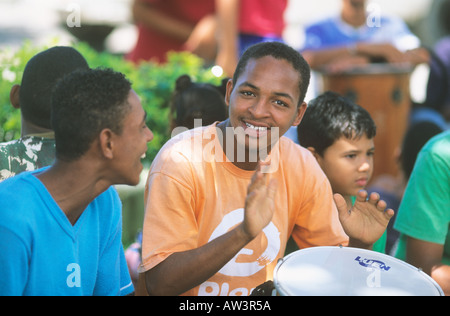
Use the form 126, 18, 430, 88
297, 91, 388, 253
0, 68, 154, 295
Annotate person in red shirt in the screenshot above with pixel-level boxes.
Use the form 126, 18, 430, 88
215, 0, 288, 76
128, 0, 288, 74
127, 0, 217, 64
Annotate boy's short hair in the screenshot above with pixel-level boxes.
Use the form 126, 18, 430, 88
232, 41, 311, 105
19, 46, 89, 129
51, 68, 132, 162
298, 91, 377, 156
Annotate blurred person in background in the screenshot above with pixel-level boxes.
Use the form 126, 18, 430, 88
215, 0, 288, 76
127, 0, 217, 64
301, 0, 429, 72
414, 0, 450, 124
128, 0, 289, 77
0, 47, 89, 182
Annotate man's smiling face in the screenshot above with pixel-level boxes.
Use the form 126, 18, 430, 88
225, 56, 307, 154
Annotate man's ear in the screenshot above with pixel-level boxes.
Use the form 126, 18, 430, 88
306, 146, 320, 160
10, 84, 20, 109
293, 102, 307, 127
99, 129, 114, 160
224, 79, 233, 107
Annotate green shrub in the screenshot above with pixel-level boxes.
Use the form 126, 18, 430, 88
0, 41, 224, 166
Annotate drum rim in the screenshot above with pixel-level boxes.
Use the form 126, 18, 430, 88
274, 246, 444, 296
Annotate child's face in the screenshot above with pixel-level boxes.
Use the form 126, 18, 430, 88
314, 134, 375, 197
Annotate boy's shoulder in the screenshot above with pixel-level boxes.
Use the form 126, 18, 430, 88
0, 171, 43, 228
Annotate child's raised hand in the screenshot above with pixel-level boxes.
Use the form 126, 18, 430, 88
334, 190, 395, 247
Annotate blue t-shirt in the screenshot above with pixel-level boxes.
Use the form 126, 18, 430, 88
0, 169, 134, 296
302, 15, 420, 52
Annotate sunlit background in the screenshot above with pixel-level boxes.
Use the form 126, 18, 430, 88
0, 0, 445, 54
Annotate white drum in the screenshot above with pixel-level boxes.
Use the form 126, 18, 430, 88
274, 246, 444, 296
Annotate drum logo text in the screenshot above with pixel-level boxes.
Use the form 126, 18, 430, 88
354, 256, 391, 271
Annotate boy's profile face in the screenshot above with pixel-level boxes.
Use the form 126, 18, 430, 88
313, 134, 375, 197
108, 90, 154, 186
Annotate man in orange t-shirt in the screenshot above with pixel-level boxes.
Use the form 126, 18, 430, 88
139, 42, 394, 296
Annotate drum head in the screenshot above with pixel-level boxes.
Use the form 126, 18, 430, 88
274, 247, 443, 296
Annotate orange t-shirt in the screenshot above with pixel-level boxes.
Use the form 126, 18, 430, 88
140, 124, 348, 296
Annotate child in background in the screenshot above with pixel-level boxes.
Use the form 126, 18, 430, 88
297, 91, 386, 253
169, 74, 228, 133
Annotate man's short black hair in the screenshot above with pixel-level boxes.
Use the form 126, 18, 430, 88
400, 121, 443, 180
298, 91, 377, 156
232, 41, 311, 106
51, 68, 132, 162
19, 46, 89, 129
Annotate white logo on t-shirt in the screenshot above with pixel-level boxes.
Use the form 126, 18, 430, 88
208, 208, 281, 277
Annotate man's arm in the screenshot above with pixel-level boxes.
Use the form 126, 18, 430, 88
145, 222, 252, 296
406, 237, 450, 295
214, 0, 240, 76
303, 43, 416, 71
132, 0, 193, 42
145, 165, 277, 296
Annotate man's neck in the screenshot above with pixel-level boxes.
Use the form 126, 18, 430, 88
35, 159, 110, 225
20, 117, 54, 138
